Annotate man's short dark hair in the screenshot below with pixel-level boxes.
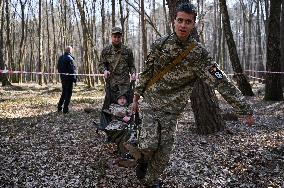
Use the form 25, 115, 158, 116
175, 2, 197, 21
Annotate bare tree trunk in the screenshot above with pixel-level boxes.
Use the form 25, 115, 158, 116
112, 0, 115, 27
280, 0, 284, 86
91, 1, 99, 84
0, 2, 4, 84
240, 1, 254, 75
125, 3, 129, 43
58, 1, 64, 51
241, 7, 246, 69
212, 0, 218, 59
119, 0, 129, 42
38, 0, 43, 85
235, 7, 241, 63
163, 0, 171, 35
51, 0, 58, 83
221, 26, 227, 71
18, 0, 27, 83
167, 0, 225, 134
45, 0, 52, 83
149, 0, 156, 46
76, 0, 93, 87
119, 0, 124, 35
197, 0, 205, 43
219, 0, 254, 96
256, 0, 265, 81
264, 0, 269, 35
138, 7, 141, 74
63, 0, 67, 47
0, 0, 10, 86
140, 0, 147, 60
28, 21, 34, 82
246, 13, 252, 76
264, 0, 283, 101
216, 3, 222, 65
101, 0, 106, 47
5, 0, 16, 83
260, 0, 268, 45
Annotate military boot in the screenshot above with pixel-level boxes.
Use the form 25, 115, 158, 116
57, 106, 62, 112
63, 107, 69, 114
136, 157, 148, 179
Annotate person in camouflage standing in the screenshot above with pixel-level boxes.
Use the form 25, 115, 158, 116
98, 27, 136, 129
131, 2, 254, 188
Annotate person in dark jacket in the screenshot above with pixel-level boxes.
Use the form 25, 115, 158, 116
57, 46, 77, 114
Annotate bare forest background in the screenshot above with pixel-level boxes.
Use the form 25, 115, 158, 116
0, 1, 283, 186
0, 0, 283, 96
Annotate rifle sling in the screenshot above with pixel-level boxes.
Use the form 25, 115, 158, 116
145, 42, 197, 91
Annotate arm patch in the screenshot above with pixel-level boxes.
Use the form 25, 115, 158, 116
208, 65, 223, 79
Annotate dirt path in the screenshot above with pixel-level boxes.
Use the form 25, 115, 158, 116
0, 83, 283, 187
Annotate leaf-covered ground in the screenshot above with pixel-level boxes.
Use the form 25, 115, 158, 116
0, 83, 283, 187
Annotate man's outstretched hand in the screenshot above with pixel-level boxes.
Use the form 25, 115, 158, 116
131, 73, 137, 81
104, 70, 110, 78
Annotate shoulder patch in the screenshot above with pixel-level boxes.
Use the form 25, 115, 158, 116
209, 65, 224, 79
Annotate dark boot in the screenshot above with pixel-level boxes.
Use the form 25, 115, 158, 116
63, 107, 69, 114
57, 106, 62, 112
136, 159, 148, 180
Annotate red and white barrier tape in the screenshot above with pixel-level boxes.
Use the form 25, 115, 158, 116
227, 74, 266, 81
246, 75, 265, 81
0, 69, 103, 76
228, 70, 284, 75
244, 70, 284, 74
0, 69, 283, 78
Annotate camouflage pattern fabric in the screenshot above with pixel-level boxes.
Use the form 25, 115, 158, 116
136, 33, 252, 116
105, 103, 131, 131
105, 103, 136, 154
134, 33, 253, 185
99, 44, 136, 99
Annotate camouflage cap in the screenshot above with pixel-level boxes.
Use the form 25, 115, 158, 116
111, 27, 123, 34
116, 93, 127, 100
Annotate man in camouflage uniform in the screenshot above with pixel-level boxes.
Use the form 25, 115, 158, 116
131, 3, 254, 187
98, 27, 136, 129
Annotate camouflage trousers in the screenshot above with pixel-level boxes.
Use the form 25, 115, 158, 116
138, 107, 178, 185
105, 121, 137, 155
105, 129, 131, 155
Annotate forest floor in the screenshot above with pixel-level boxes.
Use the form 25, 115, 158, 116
0, 82, 283, 188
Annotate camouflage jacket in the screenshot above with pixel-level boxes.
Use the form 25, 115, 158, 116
99, 44, 136, 85
105, 103, 131, 130
135, 33, 253, 115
